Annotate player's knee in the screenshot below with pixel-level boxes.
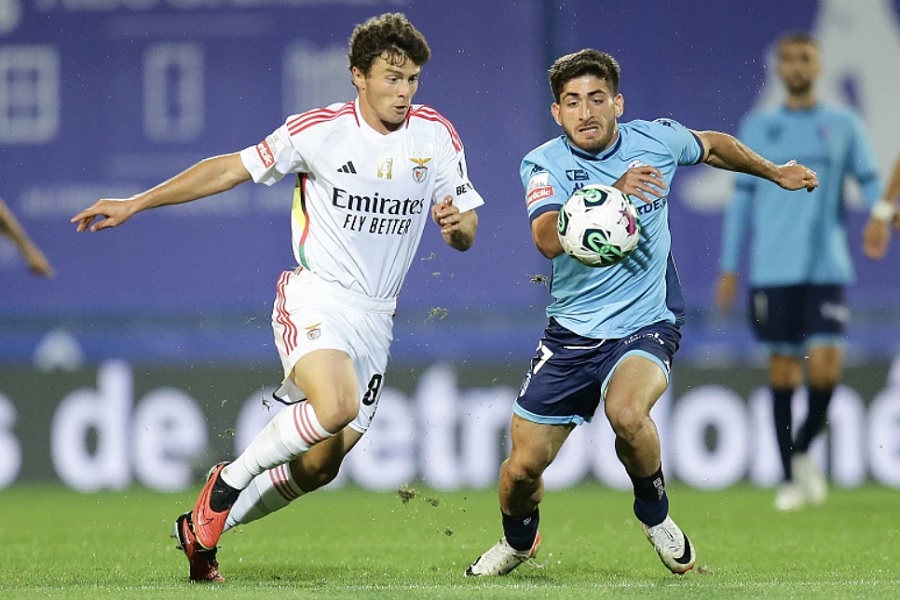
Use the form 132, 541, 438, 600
807, 355, 842, 388
309, 394, 359, 432
769, 371, 798, 389
605, 402, 645, 441
504, 456, 544, 485
769, 356, 802, 388
808, 372, 840, 389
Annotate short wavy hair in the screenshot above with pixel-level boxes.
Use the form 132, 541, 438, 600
348, 13, 431, 76
777, 31, 819, 57
549, 49, 621, 102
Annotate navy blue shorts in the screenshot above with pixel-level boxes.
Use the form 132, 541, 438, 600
514, 319, 681, 426
748, 284, 847, 354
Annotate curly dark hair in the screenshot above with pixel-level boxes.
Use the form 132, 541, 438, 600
348, 13, 431, 76
549, 49, 620, 102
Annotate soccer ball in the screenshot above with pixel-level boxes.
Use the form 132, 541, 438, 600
557, 184, 641, 267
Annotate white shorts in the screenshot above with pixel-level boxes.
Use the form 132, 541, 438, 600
271, 267, 395, 433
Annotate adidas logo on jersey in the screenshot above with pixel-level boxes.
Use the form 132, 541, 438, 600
337, 161, 357, 174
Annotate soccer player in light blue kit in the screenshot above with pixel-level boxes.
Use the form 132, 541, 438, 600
466, 49, 819, 577
716, 33, 893, 512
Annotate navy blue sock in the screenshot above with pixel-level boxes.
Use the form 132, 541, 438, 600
772, 387, 795, 481
502, 508, 539, 552
631, 466, 668, 527
795, 386, 834, 453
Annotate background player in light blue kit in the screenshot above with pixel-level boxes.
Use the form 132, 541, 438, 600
466, 49, 819, 577
715, 33, 892, 512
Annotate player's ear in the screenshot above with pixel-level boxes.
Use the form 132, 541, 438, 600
550, 103, 561, 126
810, 50, 823, 79
614, 94, 624, 118
351, 66, 366, 90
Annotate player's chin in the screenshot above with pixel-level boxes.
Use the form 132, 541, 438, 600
573, 137, 607, 154
389, 106, 410, 119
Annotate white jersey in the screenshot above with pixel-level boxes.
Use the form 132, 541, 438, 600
240, 98, 484, 300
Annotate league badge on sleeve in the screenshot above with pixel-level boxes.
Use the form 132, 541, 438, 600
526, 172, 554, 207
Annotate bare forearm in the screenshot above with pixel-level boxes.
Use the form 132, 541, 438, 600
134, 153, 250, 212
697, 130, 818, 191
867, 155, 900, 230
0, 199, 35, 252
72, 152, 253, 232
443, 210, 478, 250
532, 211, 564, 259
886, 156, 900, 203
699, 130, 780, 181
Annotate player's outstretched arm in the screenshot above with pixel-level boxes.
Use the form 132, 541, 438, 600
71, 153, 252, 232
0, 197, 54, 277
432, 196, 477, 251
693, 130, 819, 192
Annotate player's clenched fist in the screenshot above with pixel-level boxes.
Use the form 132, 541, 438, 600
431, 196, 460, 232
775, 159, 819, 192
431, 195, 477, 251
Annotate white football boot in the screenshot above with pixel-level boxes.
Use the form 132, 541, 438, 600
641, 516, 696, 575
792, 453, 827, 506
464, 533, 541, 577
774, 482, 806, 511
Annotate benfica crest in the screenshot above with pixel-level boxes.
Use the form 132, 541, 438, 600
410, 156, 431, 183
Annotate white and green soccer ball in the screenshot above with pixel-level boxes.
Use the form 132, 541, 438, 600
557, 184, 641, 267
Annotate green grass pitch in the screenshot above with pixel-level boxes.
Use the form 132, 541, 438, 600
0, 483, 896, 599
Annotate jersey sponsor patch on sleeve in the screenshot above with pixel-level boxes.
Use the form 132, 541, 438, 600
256, 140, 275, 168
255, 131, 288, 169
526, 172, 554, 207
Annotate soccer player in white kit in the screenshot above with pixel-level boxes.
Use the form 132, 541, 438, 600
72, 13, 483, 582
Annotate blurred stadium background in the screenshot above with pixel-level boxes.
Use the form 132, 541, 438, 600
1, 0, 899, 493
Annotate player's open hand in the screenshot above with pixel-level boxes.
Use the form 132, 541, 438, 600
776, 159, 819, 192
612, 166, 667, 204
71, 198, 138, 232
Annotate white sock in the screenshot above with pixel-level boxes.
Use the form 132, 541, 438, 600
221, 401, 332, 490
224, 463, 306, 531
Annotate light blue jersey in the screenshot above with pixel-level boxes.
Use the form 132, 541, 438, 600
522, 119, 704, 339
720, 105, 881, 286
